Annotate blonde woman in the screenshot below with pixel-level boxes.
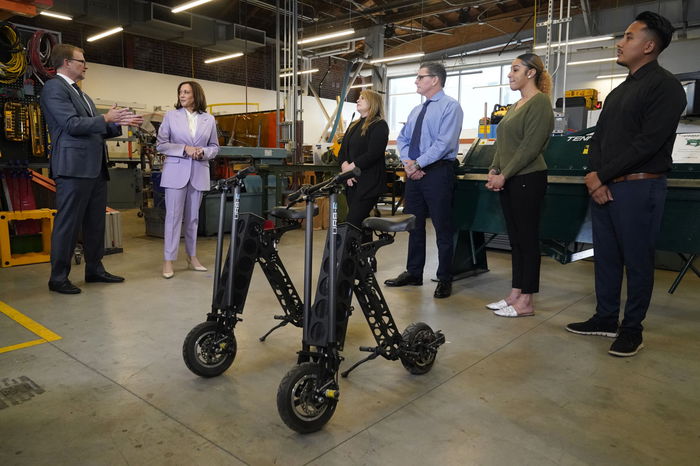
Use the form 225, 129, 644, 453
338, 89, 389, 228
485, 53, 554, 317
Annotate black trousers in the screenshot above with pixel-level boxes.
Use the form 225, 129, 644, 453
404, 160, 455, 281
50, 175, 108, 283
499, 170, 547, 294
591, 177, 666, 334
345, 188, 377, 230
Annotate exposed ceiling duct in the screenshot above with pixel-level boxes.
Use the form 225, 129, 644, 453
46, 0, 266, 53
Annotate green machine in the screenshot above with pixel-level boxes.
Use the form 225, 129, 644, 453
452, 127, 700, 293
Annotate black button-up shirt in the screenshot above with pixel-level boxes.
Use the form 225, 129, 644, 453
589, 60, 687, 184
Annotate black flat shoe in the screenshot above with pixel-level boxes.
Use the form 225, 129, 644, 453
85, 271, 125, 283
434, 280, 452, 299
48, 280, 81, 294
384, 271, 422, 287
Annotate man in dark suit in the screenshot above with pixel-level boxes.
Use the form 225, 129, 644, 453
41, 44, 142, 294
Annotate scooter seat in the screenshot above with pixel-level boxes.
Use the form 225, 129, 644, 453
270, 205, 319, 220
362, 214, 415, 232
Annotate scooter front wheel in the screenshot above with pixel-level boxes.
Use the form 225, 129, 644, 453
182, 321, 237, 377
277, 362, 337, 433
400, 322, 439, 375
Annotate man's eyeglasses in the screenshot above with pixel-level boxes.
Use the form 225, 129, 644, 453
67, 58, 87, 65
416, 74, 435, 80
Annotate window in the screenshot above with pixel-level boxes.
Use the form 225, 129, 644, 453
386, 63, 522, 133
388, 76, 422, 134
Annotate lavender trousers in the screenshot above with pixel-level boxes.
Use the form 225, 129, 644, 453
164, 183, 204, 261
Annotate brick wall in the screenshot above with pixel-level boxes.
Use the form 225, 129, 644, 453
10, 15, 354, 102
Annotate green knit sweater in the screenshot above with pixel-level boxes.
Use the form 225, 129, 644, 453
490, 92, 554, 179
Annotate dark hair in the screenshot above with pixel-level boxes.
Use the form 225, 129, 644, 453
420, 62, 447, 88
635, 11, 675, 52
516, 53, 552, 95
51, 43, 84, 70
175, 81, 208, 113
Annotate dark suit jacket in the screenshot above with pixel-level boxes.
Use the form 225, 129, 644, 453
338, 118, 389, 200
40, 75, 121, 179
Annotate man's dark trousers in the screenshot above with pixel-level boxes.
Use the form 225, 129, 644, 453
404, 161, 454, 281
591, 177, 667, 334
50, 174, 108, 283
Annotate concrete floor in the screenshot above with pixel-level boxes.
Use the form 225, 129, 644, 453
1, 209, 699, 465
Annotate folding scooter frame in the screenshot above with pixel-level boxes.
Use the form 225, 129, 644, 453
181, 167, 316, 377
276, 170, 446, 433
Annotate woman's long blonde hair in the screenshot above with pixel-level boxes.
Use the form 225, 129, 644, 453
349, 89, 385, 136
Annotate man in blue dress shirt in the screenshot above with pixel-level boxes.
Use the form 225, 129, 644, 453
385, 62, 464, 298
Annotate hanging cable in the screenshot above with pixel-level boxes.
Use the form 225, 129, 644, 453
27, 30, 57, 84
0, 23, 28, 84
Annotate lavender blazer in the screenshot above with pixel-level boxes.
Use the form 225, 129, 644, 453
157, 108, 220, 191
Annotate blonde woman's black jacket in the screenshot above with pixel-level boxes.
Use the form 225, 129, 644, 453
337, 117, 389, 200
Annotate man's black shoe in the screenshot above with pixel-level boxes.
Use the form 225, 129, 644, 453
384, 271, 422, 287
85, 271, 125, 283
565, 316, 618, 337
434, 280, 452, 298
48, 280, 81, 294
609, 332, 644, 357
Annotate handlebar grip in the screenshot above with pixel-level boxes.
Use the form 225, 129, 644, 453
333, 166, 361, 184
236, 166, 256, 179
287, 190, 303, 203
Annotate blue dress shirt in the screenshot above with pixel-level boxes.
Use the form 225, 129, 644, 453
397, 89, 463, 168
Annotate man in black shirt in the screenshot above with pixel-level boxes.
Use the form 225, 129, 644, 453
566, 11, 686, 357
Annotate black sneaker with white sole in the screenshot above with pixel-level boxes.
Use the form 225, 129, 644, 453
565, 317, 618, 337
608, 333, 644, 357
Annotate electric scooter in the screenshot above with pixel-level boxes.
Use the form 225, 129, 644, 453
182, 167, 317, 376
276, 169, 446, 433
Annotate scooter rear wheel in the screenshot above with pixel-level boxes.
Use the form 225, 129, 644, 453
400, 322, 439, 375
182, 321, 237, 377
277, 362, 337, 433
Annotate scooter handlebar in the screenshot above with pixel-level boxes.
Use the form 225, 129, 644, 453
287, 167, 361, 204
234, 166, 256, 180
215, 166, 256, 190
331, 166, 361, 185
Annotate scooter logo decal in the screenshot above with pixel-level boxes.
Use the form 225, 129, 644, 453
331, 201, 338, 234
234, 192, 240, 220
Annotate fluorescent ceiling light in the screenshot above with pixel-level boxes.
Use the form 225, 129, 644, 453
533, 35, 615, 50
568, 57, 617, 66
369, 52, 425, 64
86, 27, 124, 42
172, 0, 214, 13
204, 52, 244, 64
350, 83, 373, 89
39, 11, 72, 20
279, 68, 319, 78
596, 73, 628, 79
299, 29, 354, 45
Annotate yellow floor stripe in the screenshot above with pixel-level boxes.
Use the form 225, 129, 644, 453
0, 301, 62, 353
0, 338, 49, 354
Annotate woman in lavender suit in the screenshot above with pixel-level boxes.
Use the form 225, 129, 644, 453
157, 81, 219, 278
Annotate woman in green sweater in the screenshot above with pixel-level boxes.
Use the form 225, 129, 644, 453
485, 53, 554, 317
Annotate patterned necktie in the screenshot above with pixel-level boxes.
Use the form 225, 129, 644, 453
408, 99, 432, 160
